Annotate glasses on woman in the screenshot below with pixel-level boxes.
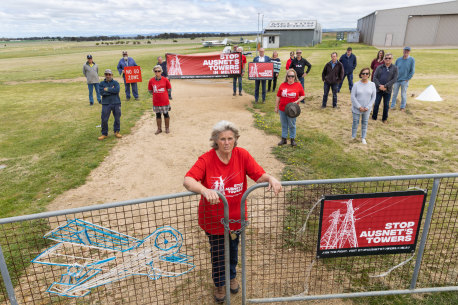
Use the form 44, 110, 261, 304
154, 70, 161, 72
361, 72, 370, 75
287, 75, 295, 78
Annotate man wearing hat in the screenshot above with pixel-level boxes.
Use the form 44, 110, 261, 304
391, 47, 415, 111
98, 69, 122, 140
338, 47, 357, 93
82, 54, 101, 105
116, 51, 139, 101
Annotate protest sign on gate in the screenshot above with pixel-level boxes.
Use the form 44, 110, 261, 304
124, 66, 142, 83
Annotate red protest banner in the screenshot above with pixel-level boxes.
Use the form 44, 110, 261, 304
317, 190, 427, 258
166, 53, 242, 79
248, 62, 274, 80
124, 66, 142, 83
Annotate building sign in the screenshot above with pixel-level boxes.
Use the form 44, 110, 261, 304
248, 62, 274, 80
265, 20, 317, 30
317, 190, 427, 258
166, 53, 242, 79
123, 66, 142, 83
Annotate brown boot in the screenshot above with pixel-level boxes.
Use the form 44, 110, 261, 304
278, 138, 287, 146
114, 132, 122, 138
164, 117, 170, 134
155, 118, 162, 135
230, 278, 239, 294
98, 135, 107, 140
214, 286, 226, 303
291, 138, 297, 147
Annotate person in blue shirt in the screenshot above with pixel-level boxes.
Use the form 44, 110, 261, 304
252, 48, 271, 104
338, 47, 357, 93
391, 47, 415, 111
98, 69, 122, 140
117, 51, 139, 101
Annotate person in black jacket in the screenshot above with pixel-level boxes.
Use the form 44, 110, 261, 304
157, 56, 172, 100
321, 52, 344, 108
338, 47, 357, 92
289, 49, 311, 103
98, 69, 122, 140
372, 53, 398, 123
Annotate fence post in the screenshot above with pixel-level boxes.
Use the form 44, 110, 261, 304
409, 178, 441, 290
221, 193, 231, 305
0, 245, 18, 305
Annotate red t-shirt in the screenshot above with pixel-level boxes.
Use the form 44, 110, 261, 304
286, 58, 292, 70
147, 77, 171, 106
276, 82, 305, 112
185, 147, 265, 235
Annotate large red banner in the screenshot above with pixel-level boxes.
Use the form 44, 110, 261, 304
317, 190, 427, 258
248, 62, 274, 80
124, 66, 142, 83
166, 53, 242, 79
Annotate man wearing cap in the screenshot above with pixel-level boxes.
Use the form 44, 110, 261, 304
338, 47, 357, 93
117, 51, 139, 101
98, 69, 122, 140
391, 47, 415, 111
82, 55, 101, 105
289, 49, 312, 102
372, 53, 398, 123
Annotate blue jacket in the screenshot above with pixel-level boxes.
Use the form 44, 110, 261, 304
99, 79, 121, 105
253, 56, 271, 63
339, 53, 357, 75
117, 57, 137, 75
395, 56, 415, 82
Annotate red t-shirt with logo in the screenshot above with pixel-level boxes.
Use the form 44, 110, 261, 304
185, 147, 265, 235
276, 82, 305, 112
147, 77, 171, 106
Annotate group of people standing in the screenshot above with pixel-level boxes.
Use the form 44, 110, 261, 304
82, 51, 174, 140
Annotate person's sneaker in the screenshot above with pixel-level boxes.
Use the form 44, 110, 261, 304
262, 100, 265, 104
390, 107, 395, 110
98, 135, 107, 141
233, 92, 236, 96
90, 103, 94, 106
135, 98, 139, 101
214, 286, 226, 303
169, 96, 173, 100
114, 132, 122, 138
362, 139, 367, 145
230, 278, 240, 294
382, 120, 388, 124
351, 136, 356, 141
239, 92, 242, 96
126, 98, 130, 101
98, 100, 102, 104
400, 108, 406, 112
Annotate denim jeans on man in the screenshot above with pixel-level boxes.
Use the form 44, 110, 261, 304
254, 80, 266, 102
122, 75, 139, 99
101, 104, 121, 136
372, 91, 391, 121
233, 76, 242, 93
322, 82, 339, 107
339, 73, 353, 92
298, 76, 304, 90
352, 111, 370, 139
88, 83, 101, 105
279, 110, 296, 139
390, 80, 409, 109
206, 233, 239, 287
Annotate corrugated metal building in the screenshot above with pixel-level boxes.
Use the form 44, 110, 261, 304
357, 1, 458, 47
263, 20, 322, 48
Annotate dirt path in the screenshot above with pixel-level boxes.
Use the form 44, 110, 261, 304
48, 78, 283, 210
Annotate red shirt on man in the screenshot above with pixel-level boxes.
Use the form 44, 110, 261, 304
147, 77, 171, 106
276, 82, 305, 112
185, 147, 265, 235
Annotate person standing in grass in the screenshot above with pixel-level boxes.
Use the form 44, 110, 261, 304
372, 53, 398, 123
82, 54, 101, 105
285, 51, 295, 70
289, 49, 312, 102
98, 69, 122, 140
117, 51, 139, 101
351, 68, 376, 145
370, 50, 385, 81
391, 46, 415, 111
321, 52, 344, 108
338, 47, 357, 93
267, 51, 281, 92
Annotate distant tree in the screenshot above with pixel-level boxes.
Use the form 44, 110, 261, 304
96, 42, 99, 46
147, 41, 151, 44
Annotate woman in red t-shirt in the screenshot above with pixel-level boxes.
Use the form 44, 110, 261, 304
184, 120, 281, 303
275, 69, 305, 147
370, 50, 385, 81
285, 51, 295, 70
148, 65, 172, 134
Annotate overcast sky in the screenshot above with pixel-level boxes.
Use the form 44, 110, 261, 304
1, 0, 450, 38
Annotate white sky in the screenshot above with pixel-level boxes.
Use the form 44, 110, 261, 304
0, 0, 450, 38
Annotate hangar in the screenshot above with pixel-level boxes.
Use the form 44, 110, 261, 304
357, 1, 458, 47
263, 20, 322, 48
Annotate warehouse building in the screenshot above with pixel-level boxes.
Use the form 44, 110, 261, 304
263, 20, 322, 48
357, 1, 458, 47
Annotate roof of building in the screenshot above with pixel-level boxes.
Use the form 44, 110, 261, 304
265, 20, 318, 30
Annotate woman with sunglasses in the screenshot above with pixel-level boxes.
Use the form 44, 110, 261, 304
370, 50, 385, 81
275, 69, 305, 147
350, 68, 376, 144
148, 65, 172, 134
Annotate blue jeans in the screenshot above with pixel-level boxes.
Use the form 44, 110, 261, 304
298, 76, 304, 89
339, 73, 354, 92
101, 104, 121, 135
122, 75, 138, 99
372, 91, 391, 121
352, 111, 370, 139
391, 80, 409, 109
254, 80, 266, 102
233, 76, 242, 93
279, 110, 297, 139
322, 82, 339, 107
207, 233, 239, 287
88, 83, 101, 104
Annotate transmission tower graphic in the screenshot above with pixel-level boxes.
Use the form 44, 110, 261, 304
250, 64, 258, 78
169, 55, 182, 75
320, 200, 359, 249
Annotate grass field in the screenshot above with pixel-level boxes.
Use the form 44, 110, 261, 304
0, 35, 456, 303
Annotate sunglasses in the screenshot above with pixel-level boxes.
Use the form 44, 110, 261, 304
154, 70, 161, 72
361, 72, 370, 75
385, 57, 392, 60
287, 75, 295, 78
